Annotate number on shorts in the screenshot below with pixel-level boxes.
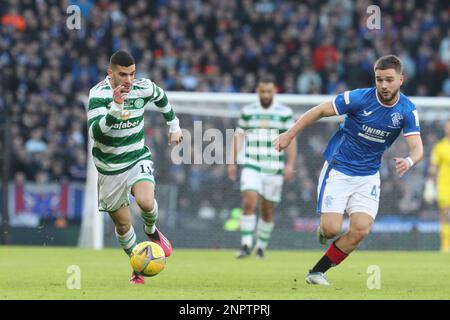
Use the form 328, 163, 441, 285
140, 164, 153, 175
371, 185, 378, 198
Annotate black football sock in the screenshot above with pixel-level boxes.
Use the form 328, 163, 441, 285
310, 241, 348, 273
310, 254, 334, 274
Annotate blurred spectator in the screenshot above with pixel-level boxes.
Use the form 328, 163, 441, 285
25, 129, 47, 154
312, 35, 338, 72
443, 74, 450, 96
1, 7, 26, 31
440, 30, 450, 66
296, 64, 322, 94
68, 148, 87, 182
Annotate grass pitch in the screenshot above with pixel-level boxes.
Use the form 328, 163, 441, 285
1, 246, 449, 299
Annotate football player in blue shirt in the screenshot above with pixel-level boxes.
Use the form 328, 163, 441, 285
273, 55, 423, 285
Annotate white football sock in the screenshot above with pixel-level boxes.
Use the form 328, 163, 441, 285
240, 214, 256, 247
141, 199, 158, 235
115, 225, 137, 256
255, 218, 274, 250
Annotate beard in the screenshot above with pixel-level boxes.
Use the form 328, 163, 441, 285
377, 88, 399, 105
110, 75, 120, 87
112, 77, 131, 92
260, 98, 273, 108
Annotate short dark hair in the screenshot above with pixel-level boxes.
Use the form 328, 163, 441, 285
110, 50, 135, 68
258, 75, 276, 85
374, 54, 403, 74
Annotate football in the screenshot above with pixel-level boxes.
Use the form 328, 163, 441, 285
130, 241, 166, 277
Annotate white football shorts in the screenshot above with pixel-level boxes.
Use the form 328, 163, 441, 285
240, 167, 284, 203
97, 159, 155, 213
316, 161, 380, 219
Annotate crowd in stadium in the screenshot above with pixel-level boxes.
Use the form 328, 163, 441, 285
1, 0, 449, 218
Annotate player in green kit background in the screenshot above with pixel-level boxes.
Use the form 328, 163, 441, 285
86, 50, 183, 284
228, 77, 297, 259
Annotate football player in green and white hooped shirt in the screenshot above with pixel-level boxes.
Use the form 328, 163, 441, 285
228, 77, 297, 259
87, 50, 183, 285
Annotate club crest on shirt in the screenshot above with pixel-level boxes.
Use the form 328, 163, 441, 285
134, 98, 145, 108
391, 112, 403, 127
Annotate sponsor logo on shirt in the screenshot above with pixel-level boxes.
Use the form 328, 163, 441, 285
358, 125, 392, 143
362, 110, 373, 116
112, 119, 141, 129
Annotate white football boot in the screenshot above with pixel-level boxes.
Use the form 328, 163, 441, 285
305, 272, 330, 285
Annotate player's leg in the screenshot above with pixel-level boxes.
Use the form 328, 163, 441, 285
237, 190, 259, 258
132, 180, 156, 234
254, 174, 283, 258
329, 170, 378, 256
314, 161, 348, 244
318, 212, 344, 244
307, 212, 373, 285
108, 206, 138, 257
129, 159, 172, 257
334, 212, 373, 253
306, 161, 352, 285
307, 172, 379, 285
237, 168, 261, 258
132, 180, 173, 257
254, 198, 274, 259
437, 186, 450, 252
109, 207, 144, 285
98, 171, 144, 284
98, 171, 138, 257
306, 212, 344, 285
439, 206, 450, 253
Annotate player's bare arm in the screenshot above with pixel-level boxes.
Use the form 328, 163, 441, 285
284, 135, 297, 182
428, 162, 438, 179
424, 161, 438, 204
394, 134, 423, 177
427, 143, 438, 185
227, 130, 245, 181
273, 101, 336, 152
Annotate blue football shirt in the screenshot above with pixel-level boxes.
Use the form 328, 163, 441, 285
323, 87, 421, 176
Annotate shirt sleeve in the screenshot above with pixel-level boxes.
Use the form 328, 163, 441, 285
402, 107, 421, 137
332, 89, 364, 115
283, 111, 294, 132
237, 110, 249, 131
148, 80, 179, 127
133, 78, 155, 99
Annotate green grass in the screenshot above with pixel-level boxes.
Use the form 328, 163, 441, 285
1, 246, 450, 299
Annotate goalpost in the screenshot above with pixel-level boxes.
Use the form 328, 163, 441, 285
78, 92, 450, 249
78, 136, 103, 249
